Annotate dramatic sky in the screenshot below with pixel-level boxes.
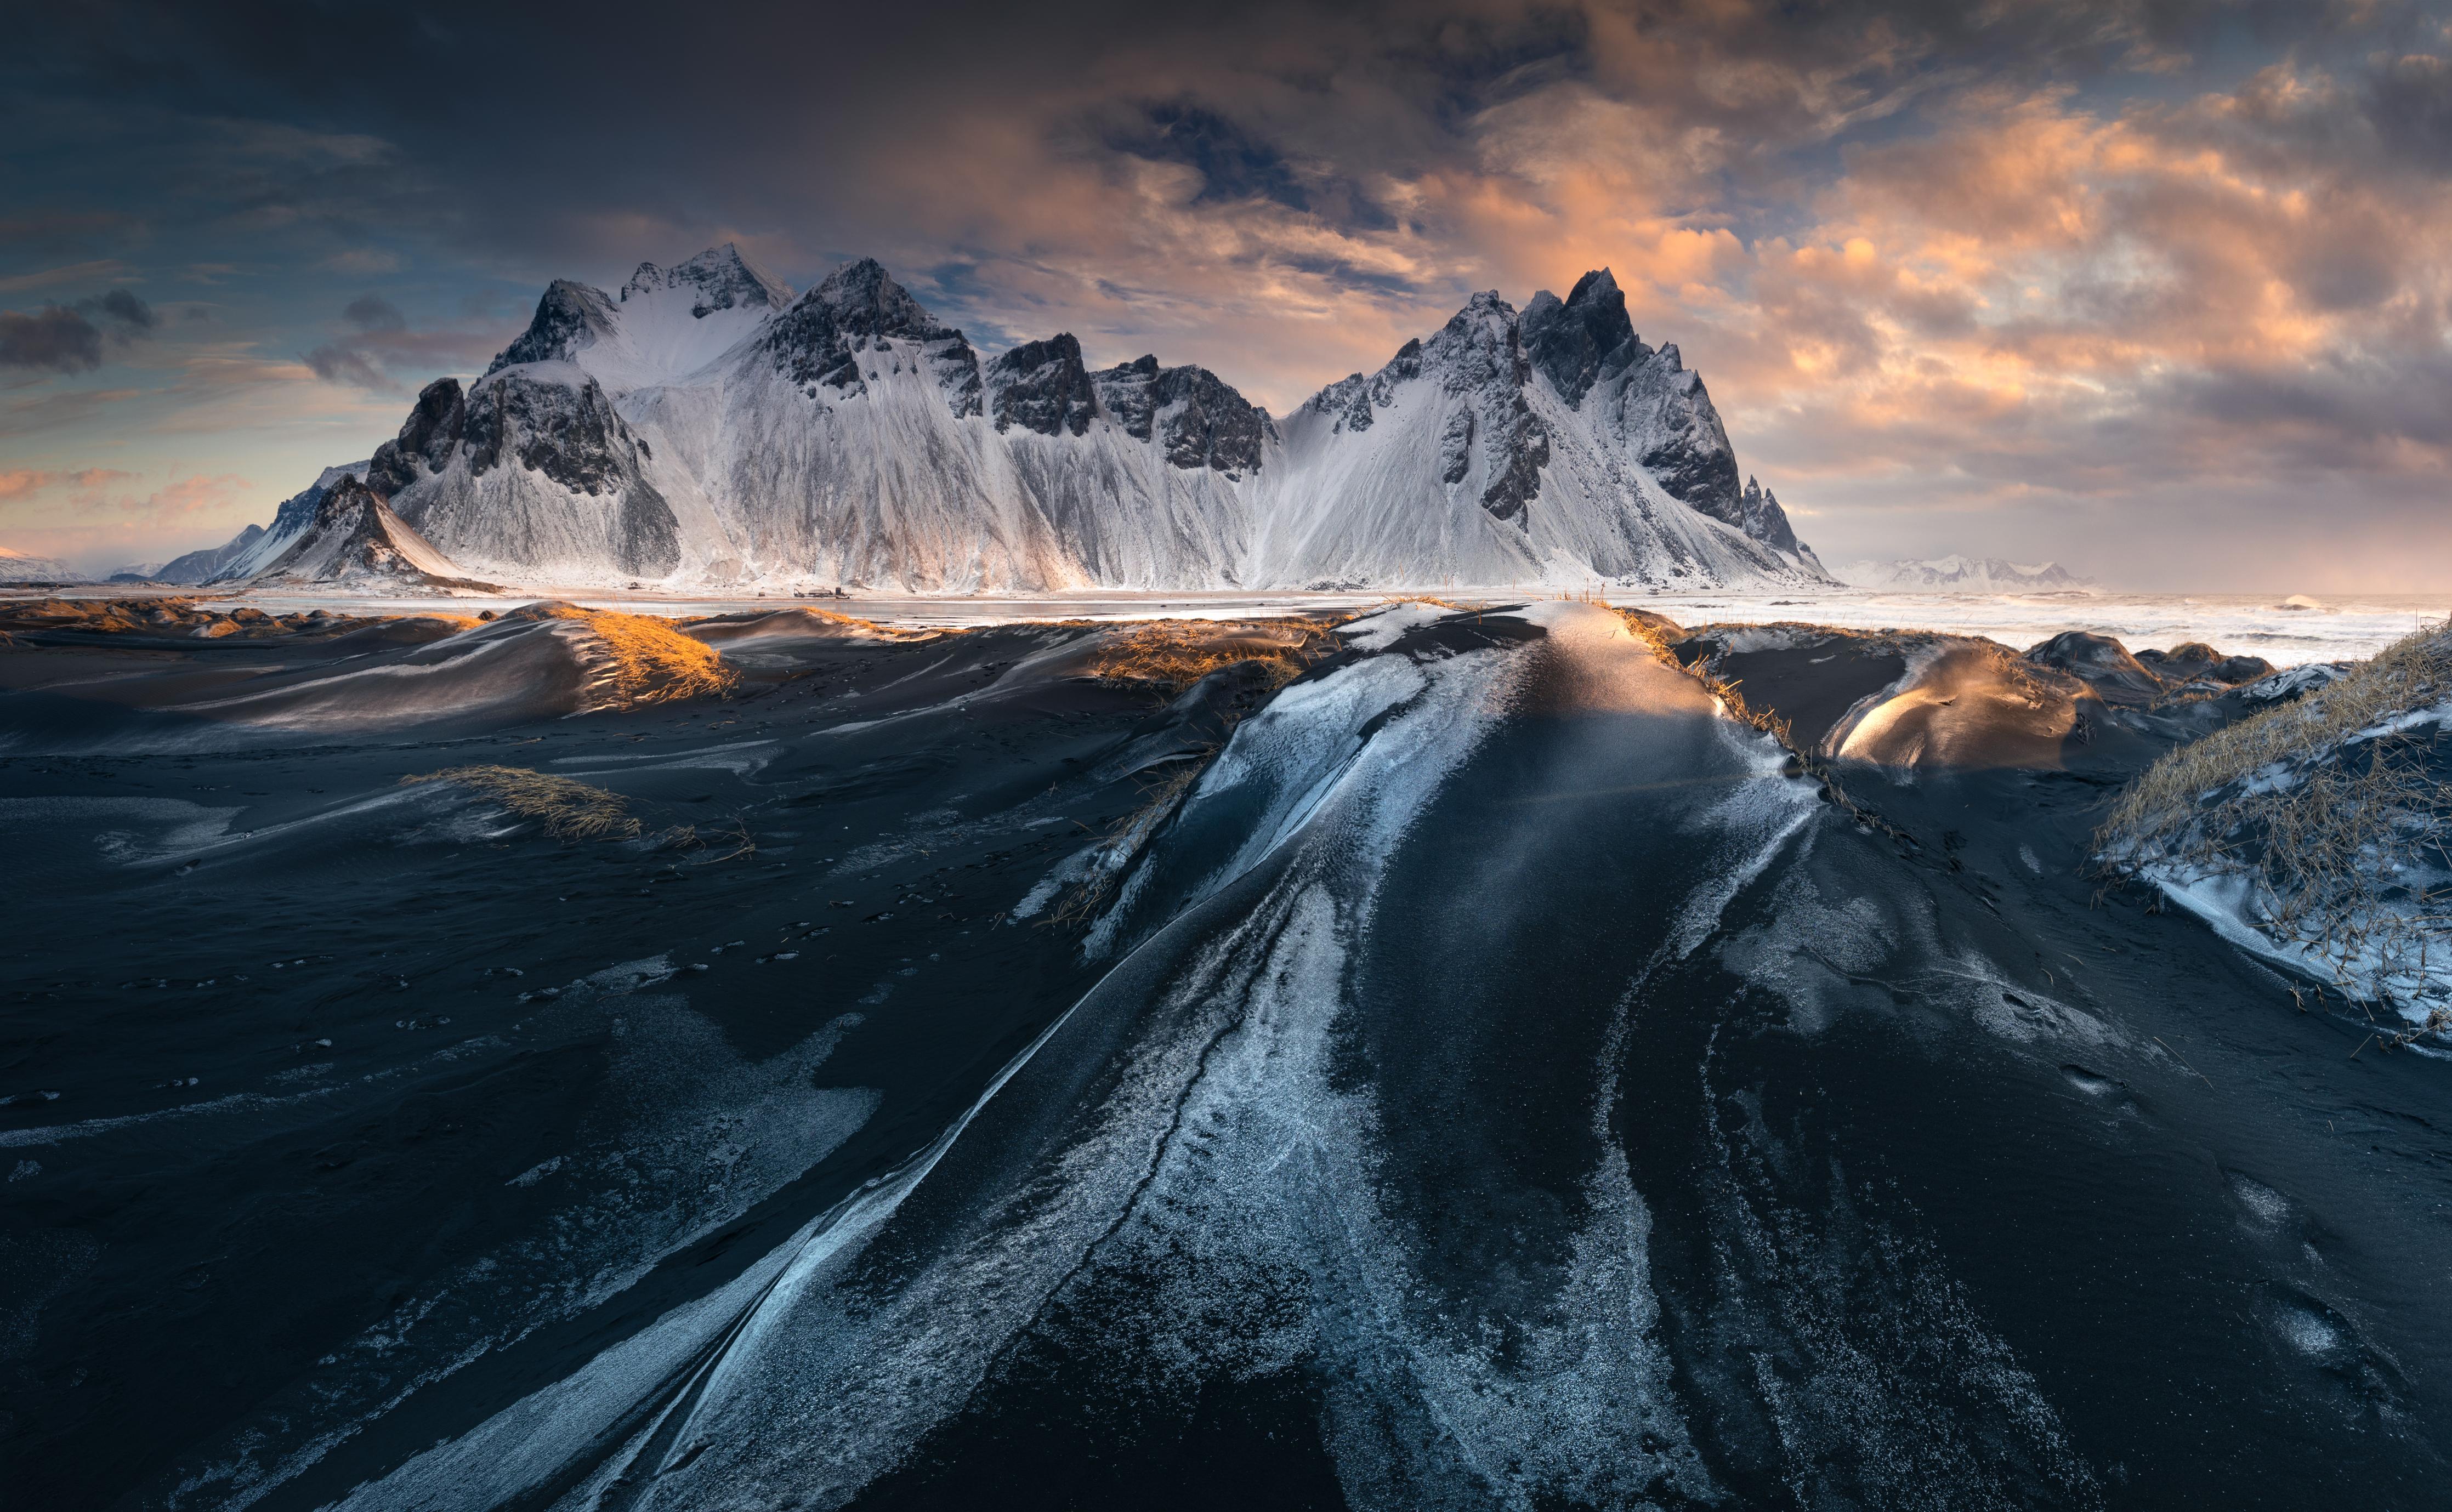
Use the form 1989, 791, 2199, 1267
4, 0, 2449, 587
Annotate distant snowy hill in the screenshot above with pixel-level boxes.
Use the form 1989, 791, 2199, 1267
154, 527, 265, 586
203, 245, 1827, 592
0, 547, 82, 584
1837, 556, 2092, 592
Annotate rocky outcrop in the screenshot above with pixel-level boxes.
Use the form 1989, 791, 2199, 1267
366, 378, 469, 499
1520, 268, 1638, 407
1092, 356, 1275, 478
986, 336, 1096, 436
1738, 477, 1802, 556
379, 367, 680, 579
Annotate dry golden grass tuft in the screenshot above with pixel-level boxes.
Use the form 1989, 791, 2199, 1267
803, 606, 941, 639
1085, 617, 1340, 695
2098, 619, 2452, 1024
2104, 623, 2452, 849
403, 764, 641, 842
544, 606, 739, 708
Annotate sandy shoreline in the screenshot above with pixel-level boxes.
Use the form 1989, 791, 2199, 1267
7, 582, 2448, 663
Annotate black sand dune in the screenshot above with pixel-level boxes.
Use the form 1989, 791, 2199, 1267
2, 599, 2445, 1510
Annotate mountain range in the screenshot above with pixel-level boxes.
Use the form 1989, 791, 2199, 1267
0, 547, 80, 585
1835, 556, 2093, 592
178, 246, 1829, 593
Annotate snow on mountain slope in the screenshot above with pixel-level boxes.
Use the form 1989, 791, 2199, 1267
242, 247, 1829, 593
365, 362, 688, 582
0, 547, 81, 584
154, 526, 263, 585
205, 463, 373, 583
489, 243, 793, 394
248, 475, 495, 592
1264, 273, 1821, 588
1838, 556, 2092, 592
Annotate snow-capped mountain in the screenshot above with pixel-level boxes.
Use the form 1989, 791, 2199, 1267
0, 547, 82, 584
154, 526, 265, 585
1268, 271, 1824, 586
1837, 556, 2092, 592
244, 475, 493, 592
216, 245, 1826, 592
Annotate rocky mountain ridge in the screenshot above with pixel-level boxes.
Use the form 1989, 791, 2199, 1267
1837, 556, 2092, 592
198, 245, 1826, 592
0, 546, 82, 584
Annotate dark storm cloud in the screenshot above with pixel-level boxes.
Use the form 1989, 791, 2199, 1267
0, 305, 105, 372
86, 288, 156, 329
342, 294, 406, 332
2366, 51, 2452, 168
0, 289, 156, 371
1117, 104, 1316, 213
299, 342, 395, 392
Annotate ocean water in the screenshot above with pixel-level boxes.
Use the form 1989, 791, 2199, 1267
1630, 589, 2452, 667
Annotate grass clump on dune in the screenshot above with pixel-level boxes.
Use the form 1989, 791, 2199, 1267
1086, 617, 1340, 695
543, 606, 739, 708
2097, 620, 2452, 1028
404, 764, 641, 842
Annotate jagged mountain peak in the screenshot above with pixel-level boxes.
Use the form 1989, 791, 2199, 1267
1522, 268, 1647, 407
1438, 291, 1519, 355
760, 257, 981, 412
487, 280, 620, 376
806, 257, 951, 337
620, 242, 793, 314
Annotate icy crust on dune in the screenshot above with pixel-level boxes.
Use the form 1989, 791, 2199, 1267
168, 984, 879, 1512
232, 248, 1824, 593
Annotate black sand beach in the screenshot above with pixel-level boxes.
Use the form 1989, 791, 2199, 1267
3, 598, 2446, 1510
